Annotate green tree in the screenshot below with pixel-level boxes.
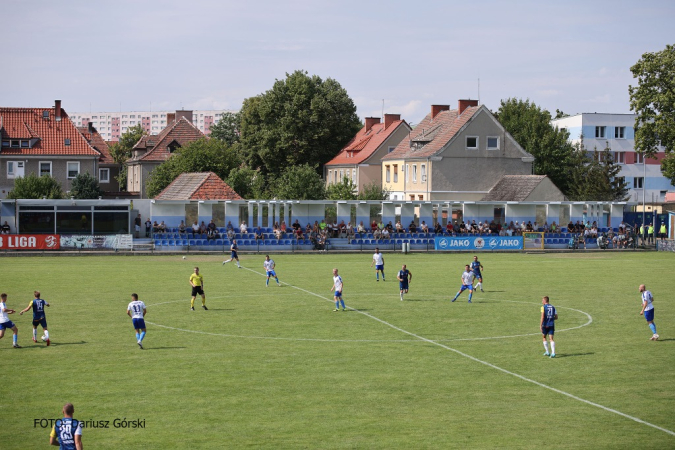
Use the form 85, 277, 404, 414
209, 111, 241, 146
270, 164, 325, 200
566, 144, 629, 201
239, 70, 362, 176
325, 176, 357, 200
495, 98, 577, 195
226, 165, 268, 199
70, 172, 104, 199
109, 124, 146, 190
358, 181, 390, 200
660, 153, 675, 185
7, 174, 63, 199
145, 138, 242, 198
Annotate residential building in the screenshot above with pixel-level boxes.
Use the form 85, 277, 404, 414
551, 113, 672, 203
69, 108, 236, 141
381, 100, 535, 201
324, 114, 411, 192
154, 172, 242, 201
77, 123, 121, 193
126, 116, 205, 198
0, 100, 101, 199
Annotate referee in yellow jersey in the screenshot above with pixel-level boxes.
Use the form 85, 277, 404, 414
189, 267, 207, 311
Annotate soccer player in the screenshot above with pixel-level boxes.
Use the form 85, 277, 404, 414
50, 402, 83, 450
639, 284, 659, 340
330, 268, 346, 311
0, 293, 20, 348
370, 247, 385, 281
189, 267, 207, 311
19, 290, 50, 345
127, 293, 147, 349
264, 255, 280, 287
470, 255, 484, 292
451, 265, 474, 303
540, 296, 558, 357
397, 264, 412, 301
223, 239, 242, 268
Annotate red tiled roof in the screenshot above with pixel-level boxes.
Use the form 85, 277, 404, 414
381, 106, 481, 161
77, 126, 114, 164
129, 117, 204, 162
0, 107, 100, 156
326, 120, 408, 166
154, 172, 243, 200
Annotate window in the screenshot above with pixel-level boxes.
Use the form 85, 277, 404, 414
615, 127, 625, 139
352, 169, 356, 181
466, 136, 478, 149
393, 165, 398, 183
487, 136, 499, 150
99, 168, 110, 183
328, 170, 332, 183
64, 139, 71, 146
334, 170, 337, 183
410, 195, 415, 201
122, 115, 128, 118
130, 115, 136, 119
7, 161, 14, 177
636, 152, 645, 164
388, 146, 395, 153
67, 161, 80, 179
406, 164, 409, 182
614, 152, 625, 164
21, 140, 29, 148
7, 161, 24, 179
418, 195, 423, 201
595, 126, 606, 138
633, 177, 644, 189
39, 161, 52, 176
2, 140, 9, 147
385, 165, 391, 183
421, 164, 426, 182
339, 169, 343, 180
412, 164, 417, 183
11, 140, 19, 148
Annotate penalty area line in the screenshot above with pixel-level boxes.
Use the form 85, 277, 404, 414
241, 266, 675, 437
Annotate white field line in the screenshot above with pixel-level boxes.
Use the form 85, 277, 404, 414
240, 265, 675, 437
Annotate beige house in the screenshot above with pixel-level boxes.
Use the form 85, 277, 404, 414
324, 114, 410, 192
381, 100, 536, 201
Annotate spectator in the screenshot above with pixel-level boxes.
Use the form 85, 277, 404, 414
1, 221, 11, 234
240, 221, 248, 234
550, 221, 557, 233
280, 221, 287, 234
134, 213, 142, 238
331, 219, 339, 238
208, 219, 217, 232
153, 221, 160, 234
338, 220, 347, 237
319, 219, 327, 233
660, 222, 667, 241
382, 227, 390, 240
395, 220, 403, 233
346, 222, 355, 239
434, 222, 443, 234
158, 221, 167, 233
226, 221, 234, 232
255, 227, 264, 241
292, 220, 301, 232
371, 220, 378, 232
378, 220, 385, 231
420, 221, 429, 234
227, 227, 235, 240
357, 221, 366, 234
145, 218, 152, 237
192, 220, 200, 234
567, 221, 575, 233
199, 221, 208, 234
207, 227, 218, 241
471, 221, 479, 235
526, 221, 534, 232
445, 222, 454, 235
489, 220, 498, 234
179, 220, 187, 234
409, 221, 417, 233
459, 221, 467, 234
295, 226, 304, 240
373, 228, 382, 240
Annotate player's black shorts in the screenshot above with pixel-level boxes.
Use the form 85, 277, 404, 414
192, 286, 204, 297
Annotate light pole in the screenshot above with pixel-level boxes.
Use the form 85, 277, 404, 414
642, 152, 646, 231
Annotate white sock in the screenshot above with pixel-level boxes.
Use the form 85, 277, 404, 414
543, 341, 549, 353
478, 282, 482, 289
33, 329, 37, 339
400, 292, 404, 300
551, 341, 556, 354
44, 330, 49, 339
224, 259, 231, 263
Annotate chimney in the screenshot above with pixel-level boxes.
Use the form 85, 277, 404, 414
364, 117, 381, 132
166, 113, 176, 124
458, 99, 479, 115
384, 114, 400, 130
88, 122, 95, 134
431, 105, 450, 119
55, 100, 62, 121
175, 110, 193, 123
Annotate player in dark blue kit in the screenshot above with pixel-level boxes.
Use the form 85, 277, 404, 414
540, 296, 558, 358
397, 264, 412, 301
223, 239, 242, 268
50, 402, 83, 449
19, 290, 50, 345
470, 255, 484, 292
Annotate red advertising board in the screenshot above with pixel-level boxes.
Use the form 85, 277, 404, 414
0, 235, 60, 250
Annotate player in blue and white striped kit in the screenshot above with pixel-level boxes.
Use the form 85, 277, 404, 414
639, 284, 659, 341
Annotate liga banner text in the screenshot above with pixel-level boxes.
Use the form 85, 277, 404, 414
0, 235, 60, 250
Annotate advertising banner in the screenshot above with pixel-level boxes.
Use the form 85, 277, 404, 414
434, 236, 523, 251
0, 234, 60, 250
60, 235, 132, 249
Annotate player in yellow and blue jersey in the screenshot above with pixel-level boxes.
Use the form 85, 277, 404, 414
19, 290, 50, 345
540, 296, 558, 357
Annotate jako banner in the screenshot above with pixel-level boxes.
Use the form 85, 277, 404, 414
434, 236, 523, 251
0, 235, 60, 250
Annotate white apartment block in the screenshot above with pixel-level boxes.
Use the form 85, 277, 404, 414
68, 109, 237, 142
551, 113, 672, 203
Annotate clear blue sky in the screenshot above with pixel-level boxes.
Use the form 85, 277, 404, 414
3, 0, 673, 124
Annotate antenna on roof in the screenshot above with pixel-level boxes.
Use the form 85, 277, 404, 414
478, 78, 480, 105
381, 99, 384, 119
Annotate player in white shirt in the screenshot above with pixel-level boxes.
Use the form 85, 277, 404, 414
126, 293, 147, 349
263, 255, 280, 287
370, 247, 385, 281
330, 268, 346, 311
0, 293, 21, 348
639, 284, 659, 340
451, 265, 475, 303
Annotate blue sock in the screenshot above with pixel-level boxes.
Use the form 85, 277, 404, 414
468, 292, 473, 301
276, 278, 280, 285
140, 331, 146, 342
382, 273, 385, 280
453, 293, 459, 300
376, 273, 379, 280
649, 323, 657, 334
135, 332, 140, 341
13, 334, 17, 344
340, 299, 345, 309
266, 279, 269, 286
335, 301, 339, 309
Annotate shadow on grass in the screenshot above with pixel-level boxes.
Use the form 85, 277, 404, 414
554, 352, 595, 358
655, 338, 674, 342
145, 347, 187, 350
401, 299, 436, 302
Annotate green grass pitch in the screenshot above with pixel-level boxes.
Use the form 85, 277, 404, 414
1, 251, 674, 449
